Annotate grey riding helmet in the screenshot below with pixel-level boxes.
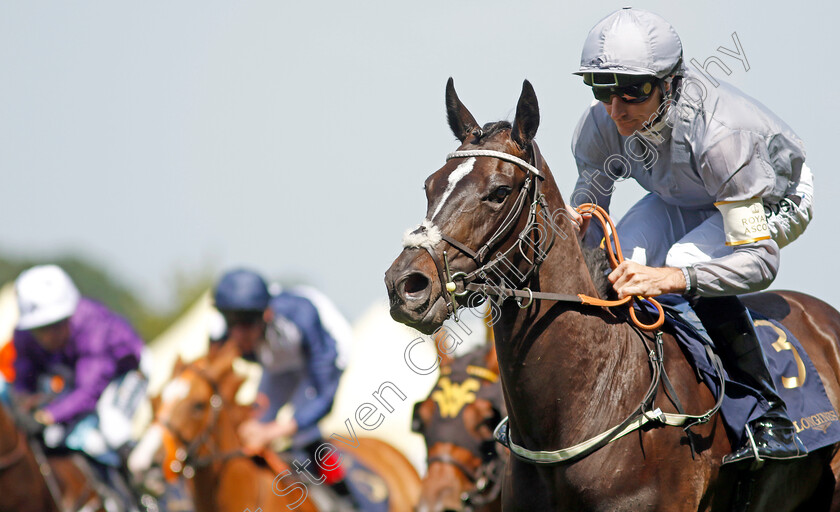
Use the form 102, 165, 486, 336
575, 7, 683, 90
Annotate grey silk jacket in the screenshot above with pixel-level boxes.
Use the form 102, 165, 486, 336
570, 69, 810, 296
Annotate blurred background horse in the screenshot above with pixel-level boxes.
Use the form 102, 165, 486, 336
129, 341, 421, 512
0, 395, 116, 512
411, 342, 506, 512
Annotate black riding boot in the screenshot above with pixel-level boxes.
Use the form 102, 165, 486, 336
693, 296, 806, 465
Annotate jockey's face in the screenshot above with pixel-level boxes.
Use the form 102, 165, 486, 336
223, 310, 267, 358
31, 319, 71, 353
602, 86, 663, 136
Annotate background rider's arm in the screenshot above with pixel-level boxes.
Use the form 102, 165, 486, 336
290, 300, 342, 431
44, 324, 118, 423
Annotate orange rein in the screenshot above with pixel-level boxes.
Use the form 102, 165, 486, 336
574, 203, 665, 331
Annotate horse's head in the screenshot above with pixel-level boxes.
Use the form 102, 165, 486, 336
412, 345, 506, 512
128, 342, 247, 482
386, 78, 566, 335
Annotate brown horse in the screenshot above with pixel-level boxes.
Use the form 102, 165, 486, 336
384, 78, 840, 510
129, 341, 421, 512
412, 343, 506, 512
0, 398, 111, 512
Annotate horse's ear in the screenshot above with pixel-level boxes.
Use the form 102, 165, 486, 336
150, 393, 162, 413
208, 340, 240, 380
220, 372, 246, 401
446, 77, 480, 143
485, 342, 499, 376
207, 341, 222, 360
172, 355, 185, 375
511, 79, 540, 149
433, 328, 455, 367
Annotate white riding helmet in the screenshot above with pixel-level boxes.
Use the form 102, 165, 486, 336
574, 7, 683, 80
15, 265, 81, 330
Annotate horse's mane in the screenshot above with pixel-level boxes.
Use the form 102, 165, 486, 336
474, 121, 512, 141
582, 245, 616, 300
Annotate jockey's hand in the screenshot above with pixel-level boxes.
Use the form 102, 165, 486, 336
238, 418, 298, 454
33, 409, 55, 425
608, 261, 686, 298
564, 204, 591, 240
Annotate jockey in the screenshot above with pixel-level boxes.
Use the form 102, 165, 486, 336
212, 268, 358, 504
12, 264, 147, 507
566, 8, 813, 465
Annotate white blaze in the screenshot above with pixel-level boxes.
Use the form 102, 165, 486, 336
431, 157, 475, 220
401, 157, 475, 250
161, 378, 190, 405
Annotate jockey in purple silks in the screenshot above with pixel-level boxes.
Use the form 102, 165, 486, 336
566, 8, 813, 466
12, 265, 147, 509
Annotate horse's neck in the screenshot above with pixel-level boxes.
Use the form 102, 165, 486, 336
190, 471, 221, 512
213, 408, 245, 454
191, 408, 246, 512
493, 189, 648, 449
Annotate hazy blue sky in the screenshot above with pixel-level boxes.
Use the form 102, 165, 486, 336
2, 1, 838, 321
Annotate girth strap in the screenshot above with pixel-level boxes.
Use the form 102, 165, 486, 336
494, 341, 726, 465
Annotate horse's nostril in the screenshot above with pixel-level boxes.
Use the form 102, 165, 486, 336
403, 273, 430, 296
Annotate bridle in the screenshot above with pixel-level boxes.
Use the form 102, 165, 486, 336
426, 443, 505, 510
157, 365, 242, 481
413, 138, 666, 331
414, 140, 557, 318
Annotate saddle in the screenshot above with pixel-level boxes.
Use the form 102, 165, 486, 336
655, 294, 840, 452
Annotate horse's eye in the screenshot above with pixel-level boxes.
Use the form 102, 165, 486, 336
192, 402, 207, 412
489, 186, 512, 203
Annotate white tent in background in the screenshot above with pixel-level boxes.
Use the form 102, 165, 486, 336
145, 290, 212, 394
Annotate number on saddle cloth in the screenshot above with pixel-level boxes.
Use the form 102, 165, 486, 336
651, 295, 840, 452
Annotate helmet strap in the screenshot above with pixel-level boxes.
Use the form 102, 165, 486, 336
638, 77, 675, 143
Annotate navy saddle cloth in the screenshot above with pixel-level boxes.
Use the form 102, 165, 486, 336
647, 294, 840, 452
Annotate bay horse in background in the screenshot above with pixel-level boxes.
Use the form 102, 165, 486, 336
129, 341, 421, 512
0, 395, 111, 512
412, 342, 506, 512
384, 78, 840, 510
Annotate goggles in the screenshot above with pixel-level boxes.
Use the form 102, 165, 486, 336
222, 311, 264, 327
583, 73, 658, 104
